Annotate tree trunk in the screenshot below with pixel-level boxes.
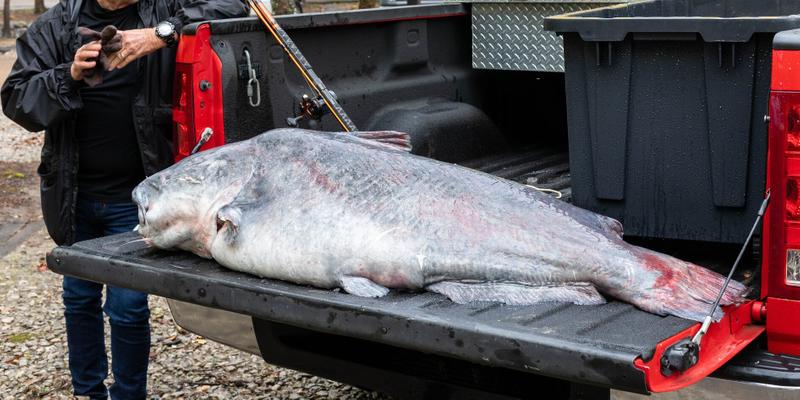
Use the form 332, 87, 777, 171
358, 0, 379, 9
2, 0, 11, 39
271, 0, 293, 15
34, 0, 47, 14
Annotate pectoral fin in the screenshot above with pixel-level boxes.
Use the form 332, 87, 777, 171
340, 276, 390, 298
216, 205, 242, 244
426, 281, 606, 306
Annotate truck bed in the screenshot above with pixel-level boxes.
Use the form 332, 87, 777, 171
47, 149, 694, 394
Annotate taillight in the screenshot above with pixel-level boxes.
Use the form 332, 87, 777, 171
787, 249, 800, 285
787, 106, 800, 149
172, 23, 225, 162
173, 69, 194, 157
761, 29, 800, 355
764, 71, 800, 295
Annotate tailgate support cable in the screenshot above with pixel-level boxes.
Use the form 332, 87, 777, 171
692, 192, 771, 347
190, 127, 214, 155
662, 192, 769, 377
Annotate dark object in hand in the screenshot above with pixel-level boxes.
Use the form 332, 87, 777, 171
77, 25, 123, 86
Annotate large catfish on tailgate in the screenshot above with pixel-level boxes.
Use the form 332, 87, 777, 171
133, 128, 747, 322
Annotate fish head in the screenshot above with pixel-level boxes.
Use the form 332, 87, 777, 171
132, 147, 253, 257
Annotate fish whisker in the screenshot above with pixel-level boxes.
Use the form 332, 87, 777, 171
117, 237, 154, 253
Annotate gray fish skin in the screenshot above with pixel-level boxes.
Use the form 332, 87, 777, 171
133, 129, 747, 322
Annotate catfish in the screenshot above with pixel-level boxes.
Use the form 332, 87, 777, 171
133, 129, 747, 321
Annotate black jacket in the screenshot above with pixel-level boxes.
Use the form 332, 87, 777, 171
1, 0, 248, 245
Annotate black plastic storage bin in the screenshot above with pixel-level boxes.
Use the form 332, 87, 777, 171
544, 0, 800, 244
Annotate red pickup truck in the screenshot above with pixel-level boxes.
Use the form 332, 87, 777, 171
47, 4, 800, 399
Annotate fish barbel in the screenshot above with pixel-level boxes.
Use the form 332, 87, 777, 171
133, 129, 747, 321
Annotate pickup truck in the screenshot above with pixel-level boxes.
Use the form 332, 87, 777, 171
47, 4, 800, 399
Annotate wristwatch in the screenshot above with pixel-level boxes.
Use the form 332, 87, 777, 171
154, 20, 177, 47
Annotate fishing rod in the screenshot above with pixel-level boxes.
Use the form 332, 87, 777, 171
247, 0, 358, 132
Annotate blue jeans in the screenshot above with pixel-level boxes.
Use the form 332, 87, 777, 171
62, 196, 150, 400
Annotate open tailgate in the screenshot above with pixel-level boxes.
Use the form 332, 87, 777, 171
47, 233, 763, 394
46, 149, 763, 393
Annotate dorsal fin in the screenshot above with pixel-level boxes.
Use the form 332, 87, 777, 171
354, 131, 412, 152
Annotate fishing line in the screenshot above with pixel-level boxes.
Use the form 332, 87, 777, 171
525, 184, 563, 199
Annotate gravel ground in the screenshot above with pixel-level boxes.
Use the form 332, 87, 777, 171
0, 118, 41, 163
0, 50, 43, 164
0, 48, 386, 399
0, 233, 385, 399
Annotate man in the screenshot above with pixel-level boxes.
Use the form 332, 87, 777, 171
1, 0, 248, 398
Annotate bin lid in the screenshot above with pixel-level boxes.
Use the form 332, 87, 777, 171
544, 0, 800, 42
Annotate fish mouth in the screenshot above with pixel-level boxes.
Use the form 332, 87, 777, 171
136, 206, 147, 228
193, 246, 212, 259
132, 187, 149, 226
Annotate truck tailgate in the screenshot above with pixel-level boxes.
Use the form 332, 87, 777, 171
50, 235, 696, 394
47, 148, 763, 393
46, 149, 763, 394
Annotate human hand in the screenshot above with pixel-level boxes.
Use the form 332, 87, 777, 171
70, 41, 102, 81
75, 25, 123, 86
105, 28, 166, 70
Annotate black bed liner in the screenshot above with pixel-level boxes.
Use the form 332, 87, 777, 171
46, 149, 694, 393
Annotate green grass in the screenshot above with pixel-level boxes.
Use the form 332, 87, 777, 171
7, 332, 34, 343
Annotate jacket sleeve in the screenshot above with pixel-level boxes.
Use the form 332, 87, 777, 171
1, 18, 84, 133
169, 0, 249, 33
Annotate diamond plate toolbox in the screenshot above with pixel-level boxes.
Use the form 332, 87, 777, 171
471, 2, 618, 72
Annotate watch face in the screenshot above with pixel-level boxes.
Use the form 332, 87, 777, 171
157, 23, 173, 37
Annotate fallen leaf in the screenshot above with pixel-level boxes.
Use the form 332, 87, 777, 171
4, 354, 22, 365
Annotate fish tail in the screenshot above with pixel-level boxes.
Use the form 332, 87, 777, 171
628, 249, 749, 322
